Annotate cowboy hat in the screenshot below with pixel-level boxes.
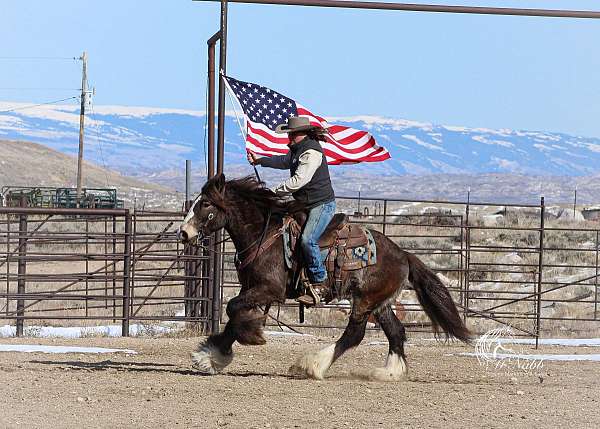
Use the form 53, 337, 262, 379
274, 116, 326, 134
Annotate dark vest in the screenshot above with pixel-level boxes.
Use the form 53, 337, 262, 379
289, 137, 335, 208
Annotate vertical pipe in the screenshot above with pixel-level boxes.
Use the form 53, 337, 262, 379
122, 211, 132, 337
211, 235, 222, 333
104, 218, 108, 310
211, 1, 228, 334
382, 199, 388, 236
183, 200, 192, 319
112, 217, 117, 322
595, 230, 599, 319
85, 217, 89, 317
463, 193, 471, 324
16, 212, 27, 337
217, 0, 228, 175
5, 215, 10, 317
459, 213, 464, 311
207, 235, 215, 332
207, 34, 218, 179
535, 197, 545, 349
185, 160, 192, 202
130, 212, 137, 316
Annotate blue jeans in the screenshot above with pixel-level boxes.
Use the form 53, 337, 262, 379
300, 200, 336, 283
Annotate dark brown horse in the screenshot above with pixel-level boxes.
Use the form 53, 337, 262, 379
178, 174, 470, 380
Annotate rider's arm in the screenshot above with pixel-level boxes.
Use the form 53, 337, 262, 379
256, 152, 291, 170
272, 150, 322, 195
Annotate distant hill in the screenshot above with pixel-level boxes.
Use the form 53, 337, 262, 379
0, 140, 180, 209
2, 102, 600, 204
1, 102, 600, 178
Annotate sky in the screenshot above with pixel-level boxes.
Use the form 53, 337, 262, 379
1, 0, 600, 138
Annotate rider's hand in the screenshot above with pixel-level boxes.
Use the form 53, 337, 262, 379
247, 151, 258, 165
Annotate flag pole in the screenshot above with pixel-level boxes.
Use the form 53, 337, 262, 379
224, 77, 263, 183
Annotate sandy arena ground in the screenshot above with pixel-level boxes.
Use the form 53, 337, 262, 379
0, 331, 599, 429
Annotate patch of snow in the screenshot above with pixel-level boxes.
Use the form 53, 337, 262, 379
495, 338, 600, 347
0, 344, 136, 354
499, 252, 523, 265
585, 143, 600, 153
490, 157, 520, 171
460, 352, 600, 362
402, 134, 444, 152
472, 135, 515, 148
264, 330, 311, 337
0, 324, 177, 338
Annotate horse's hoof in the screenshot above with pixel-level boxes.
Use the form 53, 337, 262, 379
361, 353, 407, 382
191, 342, 233, 375
288, 345, 336, 380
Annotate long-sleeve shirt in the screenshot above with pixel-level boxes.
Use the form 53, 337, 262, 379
258, 149, 323, 195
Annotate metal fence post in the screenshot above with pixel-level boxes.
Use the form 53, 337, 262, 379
211, 231, 223, 334
122, 211, 132, 337
595, 230, 599, 319
382, 199, 388, 236
535, 197, 545, 349
16, 212, 27, 337
463, 197, 471, 323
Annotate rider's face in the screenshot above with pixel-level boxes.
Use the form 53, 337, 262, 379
287, 132, 305, 145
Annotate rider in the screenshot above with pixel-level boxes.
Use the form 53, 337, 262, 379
247, 116, 336, 306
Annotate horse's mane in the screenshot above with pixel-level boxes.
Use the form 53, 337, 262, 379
202, 174, 301, 215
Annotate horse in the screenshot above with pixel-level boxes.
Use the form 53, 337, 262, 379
178, 173, 471, 380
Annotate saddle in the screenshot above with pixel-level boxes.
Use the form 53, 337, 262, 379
284, 213, 377, 298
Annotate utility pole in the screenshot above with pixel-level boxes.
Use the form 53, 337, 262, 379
76, 51, 88, 207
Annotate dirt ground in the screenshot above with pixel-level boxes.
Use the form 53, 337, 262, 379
0, 331, 599, 429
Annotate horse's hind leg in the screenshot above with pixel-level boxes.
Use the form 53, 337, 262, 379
289, 305, 369, 380
367, 304, 408, 381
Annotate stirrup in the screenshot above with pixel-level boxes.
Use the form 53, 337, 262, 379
296, 283, 322, 307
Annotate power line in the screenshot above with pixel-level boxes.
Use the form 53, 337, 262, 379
0, 87, 80, 91
89, 100, 111, 188
0, 56, 78, 61
0, 96, 79, 114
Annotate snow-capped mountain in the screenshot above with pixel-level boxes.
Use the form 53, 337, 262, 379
1, 101, 600, 177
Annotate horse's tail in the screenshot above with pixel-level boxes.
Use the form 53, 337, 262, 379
406, 253, 472, 343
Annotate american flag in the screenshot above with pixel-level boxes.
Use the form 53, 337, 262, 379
224, 76, 390, 165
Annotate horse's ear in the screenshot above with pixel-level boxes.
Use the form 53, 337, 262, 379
214, 173, 226, 191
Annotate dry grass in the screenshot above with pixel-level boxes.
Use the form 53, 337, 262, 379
2, 201, 600, 338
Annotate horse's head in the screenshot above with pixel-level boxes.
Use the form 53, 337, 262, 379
178, 173, 228, 243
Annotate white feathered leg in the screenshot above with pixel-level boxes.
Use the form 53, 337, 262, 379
289, 344, 336, 380
191, 342, 233, 375
366, 351, 407, 381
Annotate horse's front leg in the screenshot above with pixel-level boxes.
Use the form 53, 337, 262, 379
191, 288, 272, 374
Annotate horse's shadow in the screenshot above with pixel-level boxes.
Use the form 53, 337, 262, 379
28, 359, 294, 379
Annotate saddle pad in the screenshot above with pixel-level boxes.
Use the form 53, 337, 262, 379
283, 222, 377, 270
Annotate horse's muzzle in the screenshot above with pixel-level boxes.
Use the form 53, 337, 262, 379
178, 224, 199, 243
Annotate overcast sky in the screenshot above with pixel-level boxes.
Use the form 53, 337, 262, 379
2, 1, 600, 137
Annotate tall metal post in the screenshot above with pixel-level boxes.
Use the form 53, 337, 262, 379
217, 1, 228, 175
463, 190, 471, 323
535, 197, 545, 348
76, 51, 88, 207
16, 211, 27, 337
208, 31, 220, 179
595, 230, 599, 319
382, 199, 388, 236
122, 211, 132, 336
209, 0, 228, 335
185, 160, 192, 202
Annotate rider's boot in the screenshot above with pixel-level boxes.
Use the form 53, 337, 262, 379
296, 282, 325, 307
